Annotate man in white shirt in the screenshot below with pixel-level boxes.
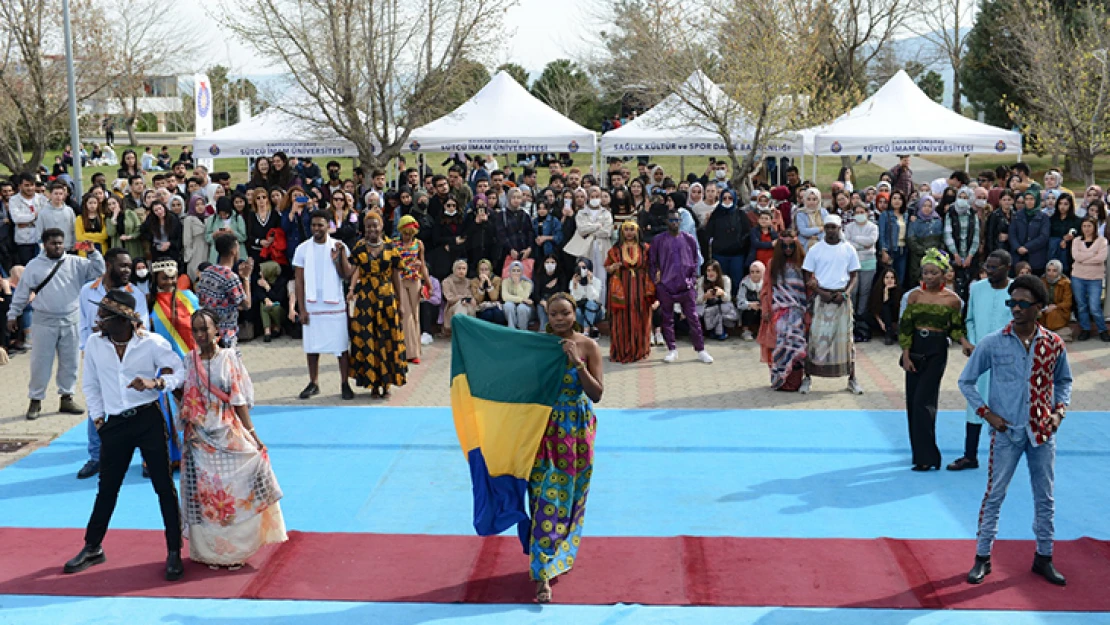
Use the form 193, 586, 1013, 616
294, 210, 354, 401
9, 173, 47, 265
800, 214, 864, 395
64, 290, 185, 581
76, 248, 149, 480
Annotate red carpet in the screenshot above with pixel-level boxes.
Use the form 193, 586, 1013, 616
1, 528, 1107, 610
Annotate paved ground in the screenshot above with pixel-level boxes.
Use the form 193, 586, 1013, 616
3, 331, 1110, 469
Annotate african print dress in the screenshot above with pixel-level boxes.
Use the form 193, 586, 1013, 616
349, 239, 408, 393
758, 263, 808, 391
523, 364, 597, 582
606, 243, 652, 363
179, 349, 287, 566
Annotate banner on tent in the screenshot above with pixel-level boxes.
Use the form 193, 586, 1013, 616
200, 141, 360, 159
407, 138, 589, 154
601, 138, 801, 156
817, 137, 1020, 156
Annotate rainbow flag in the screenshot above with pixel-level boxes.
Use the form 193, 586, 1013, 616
450, 315, 567, 536
151, 290, 199, 359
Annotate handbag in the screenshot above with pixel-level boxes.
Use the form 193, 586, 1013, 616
609, 274, 627, 310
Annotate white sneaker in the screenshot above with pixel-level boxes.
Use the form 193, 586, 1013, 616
799, 376, 812, 394
649, 331, 657, 346
420, 332, 434, 345
741, 330, 754, 341
847, 378, 864, 395
697, 350, 714, 364
654, 329, 664, 346
663, 350, 678, 363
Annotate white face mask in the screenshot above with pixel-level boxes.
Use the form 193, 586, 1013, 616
973, 198, 987, 209
722, 202, 733, 209
135, 268, 148, 279
589, 198, 601, 208
956, 198, 970, 210
523, 201, 533, 209
580, 268, 588, 277
545, 262, 557, 273
715, 169, 726, 180
854, 213, 868, 224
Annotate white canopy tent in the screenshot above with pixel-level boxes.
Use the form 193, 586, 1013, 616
601, 71, 804, 160
405, 71, 597, 170
192, 106, 363, 160
801, 70, 1021, 159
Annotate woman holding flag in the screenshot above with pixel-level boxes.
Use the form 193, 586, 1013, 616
528, 292, 603, 602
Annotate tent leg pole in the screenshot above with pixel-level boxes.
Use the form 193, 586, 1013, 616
964, 154, 970, 174
680, 156, 685, 180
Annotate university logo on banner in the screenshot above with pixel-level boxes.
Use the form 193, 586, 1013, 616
208, 144, 221, 156
830, 141, 843, 154
995, 141, 1007, 153
409, 140, 421, 151
567, 141, 580, 153
197, 82, 211, 118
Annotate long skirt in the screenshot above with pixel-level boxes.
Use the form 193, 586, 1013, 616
807, 296, 854, 378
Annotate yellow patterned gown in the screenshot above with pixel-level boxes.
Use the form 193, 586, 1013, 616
349, 238, 408, 393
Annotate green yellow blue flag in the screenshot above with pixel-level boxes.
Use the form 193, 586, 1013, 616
450, 314, 567, 536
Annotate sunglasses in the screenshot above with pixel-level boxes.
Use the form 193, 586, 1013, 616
1005, 299, 1036, 309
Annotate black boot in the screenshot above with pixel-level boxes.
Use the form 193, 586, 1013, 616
165, 550, 184, 581
967, 555, 991, 584
1032, 553, 1066, 586
63, 545, 106, 574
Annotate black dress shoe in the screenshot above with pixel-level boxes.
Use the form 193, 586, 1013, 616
946, 457, 979, 471
26, 399, 41, 421
1101, 330, 1110, 342
1032, 553, 1066, 586
341, 383, 355, 400
1077, 330, 1091, 341
76, 460, 100, 480
967, 555, 991, 584
165, 550, 184, 581
63, 545, 106, 574
298, 382, 320, 400
263, 334, 271, 343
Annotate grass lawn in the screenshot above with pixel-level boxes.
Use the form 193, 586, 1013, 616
927, 154, 1110, 191
17, 144, 889, 194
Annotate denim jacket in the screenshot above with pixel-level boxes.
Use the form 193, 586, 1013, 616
877, 210, 905, 255
533, 214, 564, 258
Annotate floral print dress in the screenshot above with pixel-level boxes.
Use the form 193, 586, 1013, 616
179, 348, 287, 566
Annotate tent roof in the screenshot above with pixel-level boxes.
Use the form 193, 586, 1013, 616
192, 106, 362, 160
405, 71, 596, 154
802, 70, 1021, 156
601, 71, 802, 156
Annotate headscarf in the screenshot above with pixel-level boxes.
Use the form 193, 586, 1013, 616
444, 259, 470, 291
1045, 259, 1064, 283
507, 260, 525, 281
476, 258, 493, 275
917, 196, 939, 221
204, 183, 222, 205
719, 188, 737, 209
921, 248, 950, 272
187, 193, 206, 218
954, 186, 973, 215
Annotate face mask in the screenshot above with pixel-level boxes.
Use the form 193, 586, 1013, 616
722, 202, 733, 209
135, 268, 148, 279
956, 198, 970, 211
523, 201, 533, 209
973, 199, 987, 209
545, 262, 557, 274
589, 198, 601, 208
444, 208, 457, 216
715, 170, 726, 180
580, 268, 588, 277
854, 214, 868, 224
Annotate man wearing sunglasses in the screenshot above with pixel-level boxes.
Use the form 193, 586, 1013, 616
958, 274, 1072, 587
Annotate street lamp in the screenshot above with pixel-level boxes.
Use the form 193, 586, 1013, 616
62, 0, 82, 196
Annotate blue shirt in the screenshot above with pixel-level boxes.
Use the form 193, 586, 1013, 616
958, 324, 1072, 443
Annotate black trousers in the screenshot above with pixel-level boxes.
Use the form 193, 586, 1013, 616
84, 402, 182, 551
905, 332, 948, 467
420, 301, 439, 334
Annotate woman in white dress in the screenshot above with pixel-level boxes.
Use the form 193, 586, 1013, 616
564, 186, 613, 298
179, 309, 287, 568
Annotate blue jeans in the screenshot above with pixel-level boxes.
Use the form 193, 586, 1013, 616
577, 299, 601, 328
1071, 276, 1106, 332
87, 417, 100, 462
537, 303, 549, 332
504, 301, 533, 330
713, 254, 747, 299
977, 427, 1056, 557
886, 248, 907, 286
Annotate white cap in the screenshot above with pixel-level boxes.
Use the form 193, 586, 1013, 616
825, 214, 842, 227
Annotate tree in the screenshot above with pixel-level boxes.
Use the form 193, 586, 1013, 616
497, 62, 530, 88
531, 59, 601, 128
207, 65, 261, 130
910, 0, 974, 112
0, 0, 108, 174
960, 0, 1020, 125
220, 0, 506, 168
811, 0, 917, 91
1001, 0, 1110, 183
592, 0, 856, 194
916, 70, 945, 103
409, 59, 490, 121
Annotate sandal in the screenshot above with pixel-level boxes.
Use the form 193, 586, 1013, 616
535, 579, 552, 603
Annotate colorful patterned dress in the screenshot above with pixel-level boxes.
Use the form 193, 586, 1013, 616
524, 364, 597, 582
349, 238, 408, 393
606, 242, 652, 363
758, 263, 808, 390
179, 348, 287, 566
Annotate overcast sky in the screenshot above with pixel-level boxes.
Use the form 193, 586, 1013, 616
189, 0, 592, 77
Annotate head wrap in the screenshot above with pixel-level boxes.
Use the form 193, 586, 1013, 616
399, 215, 419, 231
508, 260, 525, 275
151, 259, 177, 278
921, 248, 950, 272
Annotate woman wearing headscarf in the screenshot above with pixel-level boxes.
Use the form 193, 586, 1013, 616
397, 215, 428, 362
906, 196, 944, 287
1008, 190, 1051, 274
442, 259, 476, 333
757, 231, 809, 391
182, 195, 209, 282
471, 258, 505, 324
704, 188, 751, 293
428, 196, 467, 281
1039, 259, 1073, 340
794, 187, 828, 252
899, 249, 971, 471
563, 186, 613, 294
501, 260, 534, 330
347, 210, 407, 398
943, 186, 980, 302
605, 220, 652, 362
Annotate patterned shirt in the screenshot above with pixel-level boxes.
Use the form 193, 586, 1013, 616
195, 264, 246, 345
